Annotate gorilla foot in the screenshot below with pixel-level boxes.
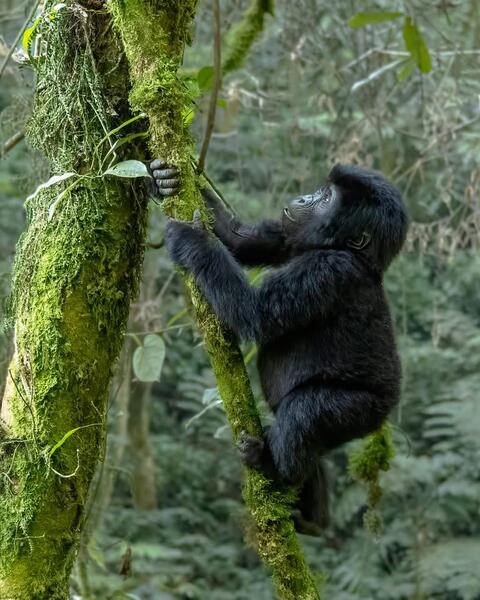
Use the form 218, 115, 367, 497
238, 431, 265, 469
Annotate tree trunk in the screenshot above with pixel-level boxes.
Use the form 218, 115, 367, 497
109, 2, 320, 598
76, 337, 133, 598
129, 381, 157, 510
128, 251, 159, 510
0, 2, 148, 597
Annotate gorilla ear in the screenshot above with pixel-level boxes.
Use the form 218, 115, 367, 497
346, 232, 371, 250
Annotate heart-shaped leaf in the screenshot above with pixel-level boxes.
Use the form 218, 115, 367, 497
133, 335, 166, 382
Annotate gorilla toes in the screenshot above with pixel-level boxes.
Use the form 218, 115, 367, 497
238, 431, 265, 469
150, 158, 180, 197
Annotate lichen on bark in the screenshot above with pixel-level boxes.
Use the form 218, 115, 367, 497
0, 2, 148, 597
109, 1, 320, 598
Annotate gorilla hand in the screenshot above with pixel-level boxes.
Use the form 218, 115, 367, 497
165, 210, 208, 270
150, 159, 180, 197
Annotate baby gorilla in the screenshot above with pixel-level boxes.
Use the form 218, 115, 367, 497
151, 159, 409, 532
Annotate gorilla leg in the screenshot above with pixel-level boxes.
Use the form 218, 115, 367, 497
276, 384, 387, 531
267, 383, 387, 484
240, 383, 387, 531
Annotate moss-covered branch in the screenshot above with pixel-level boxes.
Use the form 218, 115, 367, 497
223, 0, 275, 74
0, 2, 148, 597
108, 2, 319, 598
349, 422, 394, 535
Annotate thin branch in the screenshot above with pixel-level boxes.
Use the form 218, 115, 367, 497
125, 324, 193, 336
0, 0, 40, 81
0, 130, 25, 158
351, 59, 404, 93
190, 154, 235, 212
379, 49, 480, 57
343, 47, 480, 73
197, 0, 222, 174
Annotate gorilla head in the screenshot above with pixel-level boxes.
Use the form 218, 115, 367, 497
282, 164, 409, 270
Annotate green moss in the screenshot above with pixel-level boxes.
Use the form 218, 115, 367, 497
0, 3, 148, 597
244, 472, 321, 600
223, 0, 275, 74
348, 422, 394, 535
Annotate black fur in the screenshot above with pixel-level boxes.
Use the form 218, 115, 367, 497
157, 161, 409, 532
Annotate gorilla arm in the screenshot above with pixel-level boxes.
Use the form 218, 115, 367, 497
149, 160, 288, 266
165, 218, 364, 342
200, 187, 289, 266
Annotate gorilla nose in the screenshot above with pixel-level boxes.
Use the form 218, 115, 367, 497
292, 196, 306, 206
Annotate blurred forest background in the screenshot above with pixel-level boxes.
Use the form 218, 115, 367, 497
1, 1, 480, 599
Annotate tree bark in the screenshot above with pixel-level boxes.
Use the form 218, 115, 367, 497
76, 338, 133, 598
129, 381, 157, 510
128, 252, 159, 510
0, 2, 148, 597
109, 2, 320, 598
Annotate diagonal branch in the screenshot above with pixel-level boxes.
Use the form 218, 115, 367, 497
0, 130, 25, 158
108, 2, 321, 598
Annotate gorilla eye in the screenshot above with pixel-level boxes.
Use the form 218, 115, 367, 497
322, 189, 331, 203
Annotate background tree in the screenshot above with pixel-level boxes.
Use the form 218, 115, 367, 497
0, 1, 149, 596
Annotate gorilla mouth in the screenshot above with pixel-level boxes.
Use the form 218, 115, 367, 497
283, 207, 296, 223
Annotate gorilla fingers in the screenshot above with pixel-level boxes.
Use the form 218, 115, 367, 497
150, 159, 180, 197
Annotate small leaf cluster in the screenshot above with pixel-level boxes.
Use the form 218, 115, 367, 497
349, 11, 432, 80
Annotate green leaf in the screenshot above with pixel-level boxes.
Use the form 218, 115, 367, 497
133, 335, 166, 382
26, 171, 77, 203
185, 388, 223, 429
49, 3, 67, 20
348, 11, 403, 28
182, 108, 195, 125
217, 98, 227, 109
397, 58, 416, 82
184, 78, 201, 100
197, 66, 214, 92
102, 131, 149, 165
94, 112, 146, 155
104, 160, 151, 179
202, 387, 221, 406
22, 17, 41, 52
402, 17, 432, 73
49, 427, 82, 457
49, 423, 100, 457
47, 179, 81, 222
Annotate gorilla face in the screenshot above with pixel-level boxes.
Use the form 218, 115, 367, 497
282, 183, 347, 252
282, 185, 340, 237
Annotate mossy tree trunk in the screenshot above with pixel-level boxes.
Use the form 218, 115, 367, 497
109, 2, 320, 598
0, 2, 148, 598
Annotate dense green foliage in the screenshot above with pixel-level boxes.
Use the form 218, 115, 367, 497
1, 0, 480, 598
